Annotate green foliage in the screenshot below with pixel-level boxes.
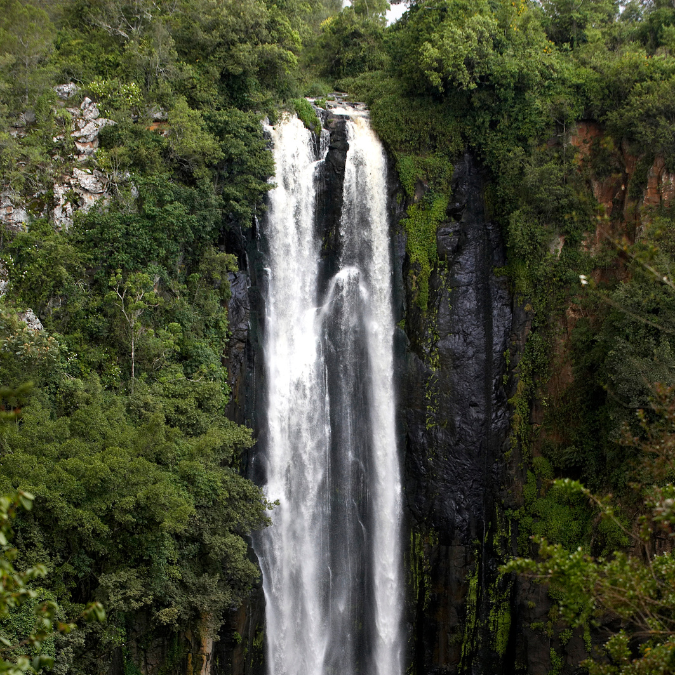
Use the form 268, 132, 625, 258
418, 6, 501, 92
73, 179, 221, 273
540, 0, 618, 48
87, 79, 143, 115
505, 385, 675, 674
606, 76, 675, 172
291, 98, 321, 135
166, 97, 222, 178
105, 270, 160, 386
0, 362, 269, 670
0, 377, 267, 611
344, 73, 462, 176
0, 0, 55, 110
2, 219, 84, 317
205, 108, 275, 227
0, 484, 104, 675
402, 195, 448, 311
332, 6, 675, 671
6, 0, 675, 671
0, 3, 291, 663
316, 8, 388, 79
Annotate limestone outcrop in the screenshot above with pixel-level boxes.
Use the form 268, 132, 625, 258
1, 87, 114, 233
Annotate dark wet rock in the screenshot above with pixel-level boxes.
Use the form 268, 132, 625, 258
317, 113, 350, 286
403, 152, 512, 543
436, 222, 462, 260
225, 271, 250, 424
400, 153, 514, 675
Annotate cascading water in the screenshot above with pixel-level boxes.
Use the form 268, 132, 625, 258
254, 108, 401, 675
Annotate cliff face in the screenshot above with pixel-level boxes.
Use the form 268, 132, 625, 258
398, 154, 514, 675
220, 114, 518, 675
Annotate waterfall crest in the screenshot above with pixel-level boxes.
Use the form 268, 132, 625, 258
255, 110, 402, 675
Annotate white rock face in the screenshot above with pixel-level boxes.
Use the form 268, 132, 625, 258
73, 121, 101, 143
55, 83, 80, 100
0, 192, 28, 231
0, 89, 115, 232
69, 97, 115, 161
148, 105, 168, 121
0, 262, 8, 298
52, 185, 74, 229
80, 97, 100, 120
53, 168, 109, 229
73, 168, 106, 194
18, 309, 43, 331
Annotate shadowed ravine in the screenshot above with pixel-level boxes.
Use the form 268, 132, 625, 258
252, 111, 402, 675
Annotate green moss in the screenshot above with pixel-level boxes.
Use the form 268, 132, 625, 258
583, 623, 592, 653
423, 299, 443, 432
250, 626, 265, 667
502, 348, 511, 386
532, 456, 553, 480
549, 648, 564, 675
156, 635, 185, 675
397, 154, 454, 198
403, 195, 449, 311
490, 600, 512, 657
410, 528, 437, 612
291, 98, 321, 136
124, 654, 143, 675
508, 375, 534, 461
489, 509, 515, 657
460, 563, 479, 668
559, 628, 573, 646
523, 470, 538, 506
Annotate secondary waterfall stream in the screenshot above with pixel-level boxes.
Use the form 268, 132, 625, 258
254, 109, 402, 675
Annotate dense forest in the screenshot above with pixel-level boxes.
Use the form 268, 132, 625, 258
2, 0, 675, 673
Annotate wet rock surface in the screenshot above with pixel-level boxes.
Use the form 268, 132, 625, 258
400, 153, 513, 675
225, 271, 251, 426
403, 153, 512, 542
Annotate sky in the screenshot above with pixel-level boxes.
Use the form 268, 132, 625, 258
386, 3, 407, 24
341, 1, 408, 25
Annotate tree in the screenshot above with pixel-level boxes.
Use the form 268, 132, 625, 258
540, 0, 619, 47
0, 0, 55, 108
352, 0, 389, 20
0, 375, 269, 664
106, 270, 159, 389
0, 491, 70, 675
317, 6, 388, 78
504, 385, 675, 674
0, 389, 105, 675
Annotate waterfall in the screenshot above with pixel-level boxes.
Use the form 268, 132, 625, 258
254, 109, 402, 675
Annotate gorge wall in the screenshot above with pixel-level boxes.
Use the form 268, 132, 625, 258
401, 152, 514, 675
104, 112, 675, 675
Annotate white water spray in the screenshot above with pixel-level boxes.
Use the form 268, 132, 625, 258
255, 110, 402, 675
